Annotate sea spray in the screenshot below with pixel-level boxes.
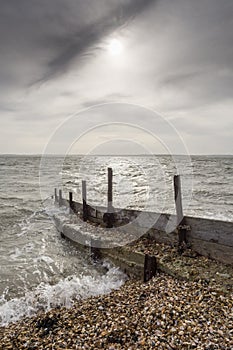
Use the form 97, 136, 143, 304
0, 262, 127, 326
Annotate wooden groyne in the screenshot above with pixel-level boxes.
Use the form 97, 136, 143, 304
53, 212, 157, 282
53, 169, 233, 277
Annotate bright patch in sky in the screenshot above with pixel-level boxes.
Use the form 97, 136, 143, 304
108, 38, 123, 55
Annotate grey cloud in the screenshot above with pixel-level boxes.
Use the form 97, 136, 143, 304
82, 93, 131, 108
142, 0, 233, 112
0, 105, 16, 113
158, 68, 233, 111
160, 69, 206, 86
0, 0, 156, 86
0, 0, 233, 154
38, 0, 156, 82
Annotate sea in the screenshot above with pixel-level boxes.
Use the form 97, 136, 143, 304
0, 154, 232, 326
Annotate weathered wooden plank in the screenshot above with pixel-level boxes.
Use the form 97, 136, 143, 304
146, 228, 177, 245
72, 201, 82, 214
100, 251, 144, 280
78, 202, 233, 248
54, 193, 233, 264
96, 210, 104, 220
87, 205, 97, 218
115, 208, 233, 248
185, 216, 233, 247
114, 209, 176, 233
101, 247, 145, 280
117, 211, 172, 231
53, 214, 146, 280
101, 247, 144, 266
116, 208, 141, 221
86, 216, 102, 225
190, 238, 233, 265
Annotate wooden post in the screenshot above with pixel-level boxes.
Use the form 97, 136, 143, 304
82, 180, 88, 221
174, 175, 183, 224
69, 191, 73, 214
90, 238, 101, 262
58, 189, 62, 207
144, 254, 157, 282
174, 175, 187, 252
54, 188, 58, 203
104, 167, 115, 228
107, 167, 113, 212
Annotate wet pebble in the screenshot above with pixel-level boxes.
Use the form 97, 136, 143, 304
0, 273, 232, 349
127, 237, 233, 292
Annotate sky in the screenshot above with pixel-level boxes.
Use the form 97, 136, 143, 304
0, 0, 233, 155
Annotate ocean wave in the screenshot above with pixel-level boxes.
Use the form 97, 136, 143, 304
0, 262, 127, 327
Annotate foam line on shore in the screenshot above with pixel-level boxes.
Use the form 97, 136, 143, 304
0, 262, 127, 327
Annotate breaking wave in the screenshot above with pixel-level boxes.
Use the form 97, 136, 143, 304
0, 262, 127, 327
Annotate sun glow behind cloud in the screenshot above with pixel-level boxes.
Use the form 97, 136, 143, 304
107, 38, 123, 56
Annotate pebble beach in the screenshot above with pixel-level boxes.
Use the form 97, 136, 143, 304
0, 271, 232, 350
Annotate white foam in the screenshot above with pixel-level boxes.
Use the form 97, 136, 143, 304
0, 263, 127, 326
35, 255, 54, 264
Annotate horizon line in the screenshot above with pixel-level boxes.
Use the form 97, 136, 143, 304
0, 153, 233, 157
